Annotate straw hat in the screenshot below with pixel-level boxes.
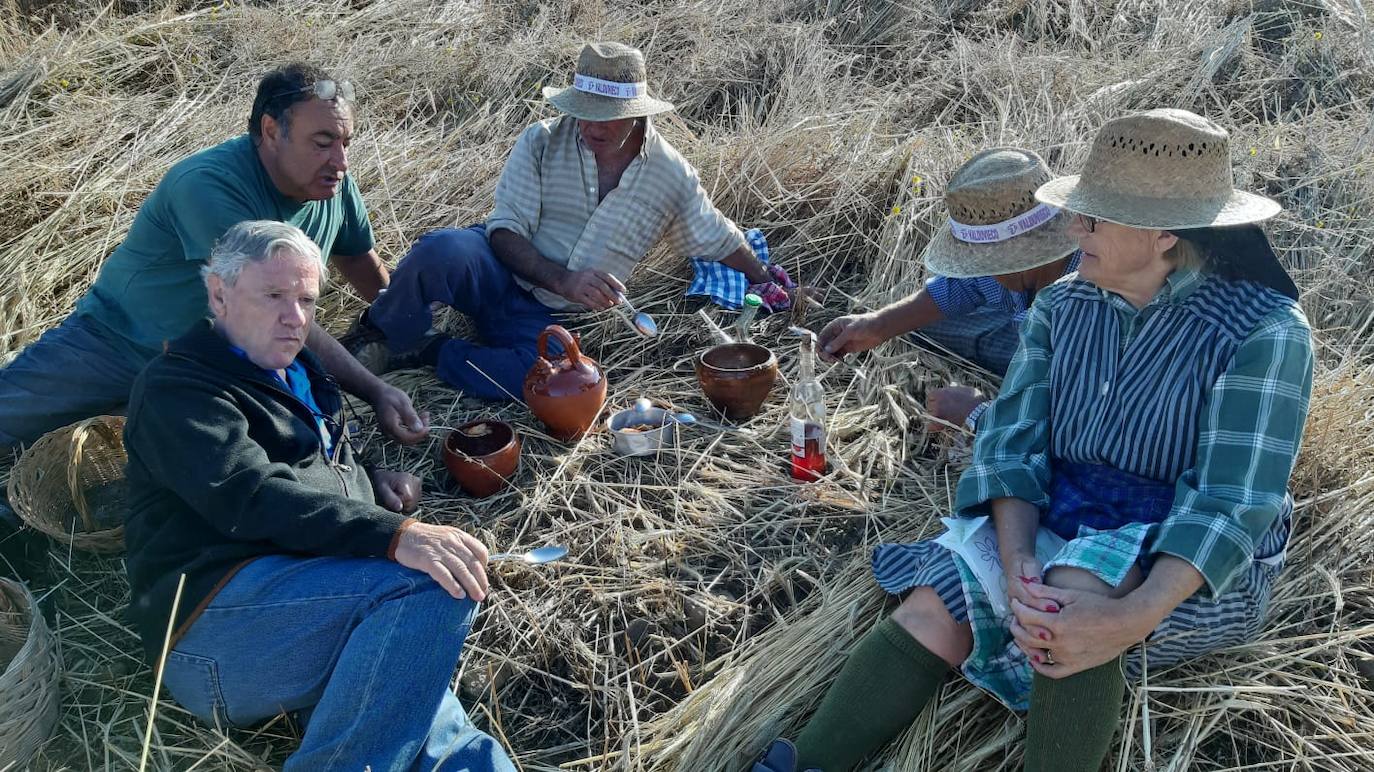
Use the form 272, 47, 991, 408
1035, 108, 1281, 229
542, 42, 675, 121
922, 147, 1079, 279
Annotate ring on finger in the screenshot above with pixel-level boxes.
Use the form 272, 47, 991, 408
1043, 650, 1056, 666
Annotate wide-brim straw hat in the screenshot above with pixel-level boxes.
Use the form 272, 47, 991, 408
1035, 108, 1281, 229
542, 42, 675, 121
923, 147, 1080, 279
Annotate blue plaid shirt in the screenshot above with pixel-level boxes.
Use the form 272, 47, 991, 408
925, 252, 1081, 322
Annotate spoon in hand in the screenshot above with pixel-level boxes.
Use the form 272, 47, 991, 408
615, 293, 658, 337
789, 326, 867, 380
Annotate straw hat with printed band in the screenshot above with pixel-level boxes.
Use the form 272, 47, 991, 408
542, 42, 675, 122
923, 147, 1080, 279
1034, 108, 1281, 229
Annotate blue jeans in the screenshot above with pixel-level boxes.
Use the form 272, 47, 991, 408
160, 555, 516, 772
0, 313, 149, 448
370, 225, 558, 400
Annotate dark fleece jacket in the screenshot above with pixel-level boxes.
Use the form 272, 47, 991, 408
123, 320, 410, 662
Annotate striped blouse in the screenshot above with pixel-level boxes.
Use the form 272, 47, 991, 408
954, 267, 1314, 598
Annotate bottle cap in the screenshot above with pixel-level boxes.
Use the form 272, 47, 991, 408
743, 293, 763, 308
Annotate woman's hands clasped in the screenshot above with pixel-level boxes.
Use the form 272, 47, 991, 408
1009, 580, 1157, 678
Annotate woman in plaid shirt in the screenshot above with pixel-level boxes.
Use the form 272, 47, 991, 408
753, 110, 1314, 772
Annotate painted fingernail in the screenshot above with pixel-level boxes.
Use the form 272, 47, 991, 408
1031, 654, 1041, 664
1038, 632, 1049, 641
1045, 603, 1060, 613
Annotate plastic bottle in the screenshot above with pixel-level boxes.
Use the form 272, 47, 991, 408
789, 330, 827, 481
736, 293, 763, 343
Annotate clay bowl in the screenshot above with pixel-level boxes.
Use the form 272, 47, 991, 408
443, 420, 520, 498
695, 343, 779, 420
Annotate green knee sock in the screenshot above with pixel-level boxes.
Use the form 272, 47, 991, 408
793, 617, 951, 771
1023, 658, 1126, 772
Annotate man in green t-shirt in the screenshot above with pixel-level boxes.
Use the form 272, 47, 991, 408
0, 63, 427, 452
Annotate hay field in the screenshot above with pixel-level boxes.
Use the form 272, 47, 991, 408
2, 0, 1373, 769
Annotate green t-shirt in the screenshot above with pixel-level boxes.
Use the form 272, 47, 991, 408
75, 134, 374, 355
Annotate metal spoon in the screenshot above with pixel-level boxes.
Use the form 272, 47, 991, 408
632, 398, 758, 439
615, 293, 658, 337
489, 545, 569, 564
670, 411, 759, 439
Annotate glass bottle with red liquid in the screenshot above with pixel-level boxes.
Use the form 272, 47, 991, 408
789, 330, 827, 481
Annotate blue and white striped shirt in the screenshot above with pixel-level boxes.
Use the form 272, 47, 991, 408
955, 267, 1314, 597
925, 252, 1082, 322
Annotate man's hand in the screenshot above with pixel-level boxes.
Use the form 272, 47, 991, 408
926, 386, 986, 432
393, 522, 490, 601
818, 313, 887, 361
372, 383, 429, 445
557, 269, 625, 310
371, 469, 421, 513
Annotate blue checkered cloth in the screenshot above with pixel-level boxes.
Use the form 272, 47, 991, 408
686, 228, 770, 310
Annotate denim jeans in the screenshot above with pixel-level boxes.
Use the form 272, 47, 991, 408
160, 555, 516, 772
0, 312, 150, 448
369, 225, 558, 400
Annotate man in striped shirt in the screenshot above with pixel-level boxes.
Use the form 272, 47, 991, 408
819, 148, 1080, 431
349, 42, 793, 399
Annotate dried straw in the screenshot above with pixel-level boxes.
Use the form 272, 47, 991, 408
0, 0, 1371, 769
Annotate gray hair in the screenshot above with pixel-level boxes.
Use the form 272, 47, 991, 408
201, 220, 325, 290
1165, 236, 1205, 271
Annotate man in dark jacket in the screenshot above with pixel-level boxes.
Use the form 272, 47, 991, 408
123, 220, 515, 771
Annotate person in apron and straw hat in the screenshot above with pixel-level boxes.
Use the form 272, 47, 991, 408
818, 147, 1080, 432
348, 42, 795, 400
752, 108, 1313, 772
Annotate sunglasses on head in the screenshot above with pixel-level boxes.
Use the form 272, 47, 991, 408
273, 79, 355, 103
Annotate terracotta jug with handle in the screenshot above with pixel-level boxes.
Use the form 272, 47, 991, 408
523, 325, 608, 441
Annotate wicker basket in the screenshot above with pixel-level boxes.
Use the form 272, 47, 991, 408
7, 415, 128, 553
0, 578, 61, 768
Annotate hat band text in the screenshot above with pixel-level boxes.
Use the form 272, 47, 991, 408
949, 202, 1059, 244
573, 74, 647, 100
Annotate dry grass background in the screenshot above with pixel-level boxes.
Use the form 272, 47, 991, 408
1, 0, 1372, 769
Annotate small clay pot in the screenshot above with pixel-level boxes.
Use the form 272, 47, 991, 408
523, 325, 608, 441
695, 343, 779, 420
443, 420, 520, 498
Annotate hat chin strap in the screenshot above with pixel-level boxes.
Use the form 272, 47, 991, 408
949, 202, 1059, 244
573, 74, 647, 99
